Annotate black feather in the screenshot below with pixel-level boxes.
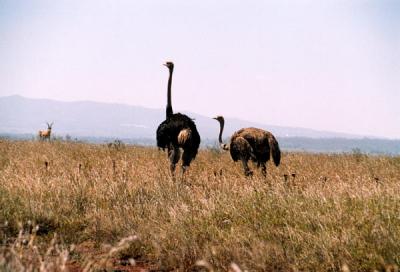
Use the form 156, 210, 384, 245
156, 113, 201, 159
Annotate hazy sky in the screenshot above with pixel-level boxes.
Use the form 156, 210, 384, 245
0, 0, 399, 138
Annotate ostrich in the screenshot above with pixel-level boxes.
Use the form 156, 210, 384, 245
213, 116, 280, 176
38, 122, 53, 141
156, 62, 201, 174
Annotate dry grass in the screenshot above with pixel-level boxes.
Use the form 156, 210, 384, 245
0, 140, 399, 271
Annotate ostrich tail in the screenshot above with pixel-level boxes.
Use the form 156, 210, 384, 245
178, 128, 192, 146
268, 134, 281, 166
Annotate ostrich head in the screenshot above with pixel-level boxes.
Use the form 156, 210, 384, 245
213, 116, 224, 124
163, 61, 174, 71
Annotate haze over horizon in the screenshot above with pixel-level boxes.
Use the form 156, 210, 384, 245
1, 0, 399, 138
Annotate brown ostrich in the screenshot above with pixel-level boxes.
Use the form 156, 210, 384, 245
156, 62, 201, 175
213, 116, 280, 176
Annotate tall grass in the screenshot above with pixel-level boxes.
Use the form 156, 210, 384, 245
0, 140, 399, 271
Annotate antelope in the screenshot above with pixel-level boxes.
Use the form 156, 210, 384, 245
38, 122, 53, 141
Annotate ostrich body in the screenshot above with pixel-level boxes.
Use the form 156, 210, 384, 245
156, 62, 201, 174
214, 116, 280, 176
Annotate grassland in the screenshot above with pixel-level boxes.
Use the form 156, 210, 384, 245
0, 140, 399, 271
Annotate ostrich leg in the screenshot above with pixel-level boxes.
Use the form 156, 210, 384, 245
168, 145, 180, 174
260, 162, 267, 177
241, 158, 253, 176
181, 149, 193, 174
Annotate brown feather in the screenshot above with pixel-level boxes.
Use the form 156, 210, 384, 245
213, 116, 280, 176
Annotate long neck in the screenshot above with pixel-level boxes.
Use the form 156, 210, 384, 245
166, 68, 173, 118
218, 119, 225, 146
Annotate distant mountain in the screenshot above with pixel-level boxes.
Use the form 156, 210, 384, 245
0, 95, 364, 140
2, 95, 400, 154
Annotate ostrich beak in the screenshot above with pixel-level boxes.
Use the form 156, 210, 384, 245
163, 63, 167, 66
212, 117, 218, 120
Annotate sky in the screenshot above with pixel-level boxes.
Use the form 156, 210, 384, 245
0, 0, 399, 138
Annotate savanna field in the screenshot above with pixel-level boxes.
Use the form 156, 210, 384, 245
0, 140, 399, 271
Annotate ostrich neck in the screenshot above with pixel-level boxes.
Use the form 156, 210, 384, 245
218, 120, 225, 146
166, 69, 173, 118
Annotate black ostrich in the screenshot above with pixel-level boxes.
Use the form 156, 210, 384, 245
156, 62, 201, 174
213, 116, 280, 177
